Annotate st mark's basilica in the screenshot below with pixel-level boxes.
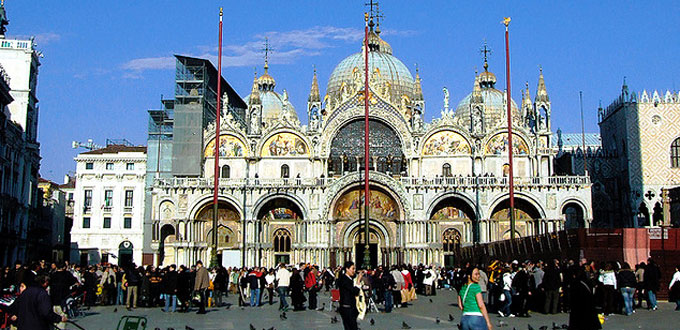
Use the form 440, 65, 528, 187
147, 18, 592, 269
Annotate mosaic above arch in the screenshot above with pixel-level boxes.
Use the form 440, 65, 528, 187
262, 207, 301, 221
431, 206, 472, 221
261, 132, 309, 157
485, 133, 529, 155
204, 134, 247, 158
195, 202, 240, 222
422, 130, 471, 156
333, 189, 400, 222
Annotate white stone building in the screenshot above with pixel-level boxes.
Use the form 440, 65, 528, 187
71, 145, 147, 266
147, 21, 592, 269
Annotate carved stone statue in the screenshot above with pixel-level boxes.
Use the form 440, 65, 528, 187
472, 107, 482, 134
309, 108, 320, 131
443, 87, 450, 112
250, 110, 260, 134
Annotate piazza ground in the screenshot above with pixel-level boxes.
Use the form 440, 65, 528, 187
68, 289, 680, 330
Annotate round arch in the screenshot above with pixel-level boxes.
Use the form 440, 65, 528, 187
483, 130, 531, 156
341, 219, 391, 247
205, 225, 238, 249
426, 192, 479, 220
252, 193, 308, 221
420, 128, 473, 156
320, 110, 413, 158
187, 194, 243, 221
562, 202, 585, 229
204, 133, 249, 158
258, 129, 312, 157
488, 193, 546, 220
328, 180, 406, 222
560, 198, 590, 220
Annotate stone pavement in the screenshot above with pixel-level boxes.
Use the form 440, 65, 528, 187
68, 289, 680, 330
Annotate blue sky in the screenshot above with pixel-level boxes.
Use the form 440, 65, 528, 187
7, 1, 679, 182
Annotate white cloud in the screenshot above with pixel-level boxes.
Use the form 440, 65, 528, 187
121, 25, 413, 77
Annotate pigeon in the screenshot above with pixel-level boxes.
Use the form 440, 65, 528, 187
553, 322, 558, 330
185, 326, 194, 330
113, 308, 118, 313
370, 318, 375, 326
528, 325, 534, 330
436, 317, 440, 324
429, 298, 433, 303
155, 328, 161, 330
331, 316, 339, 324
448, 314, 455, 321
498, 320, 508, 327
225, 304, 231, 310
280, 312, 287, 320
539, 326, 548, 330
267, 328, 275, 330
402, 321, 411, 329
457, 324, 462, 330
249, 324, 256, 330
561, 325, 568, 329
317, 303, 326, 311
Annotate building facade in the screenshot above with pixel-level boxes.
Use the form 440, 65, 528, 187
37, 178, 68, 262
0, 3, 42, 267
71, 145, 147, 266
148, 23, 591, 268
594, 83, 680, 228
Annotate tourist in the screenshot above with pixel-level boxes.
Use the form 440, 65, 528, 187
305, 265, 319, 310
669, 265, 680, 311
458, 266, 493, 330
634, 262, 645, 309
568, 266, 601, 330
390, 266, 404, 308
511, 262, 530, 317
6, 275, 67, 330
290, 267, 306, 311
264, 269, 276, 305
598, 262, 617, 316
381, 267, 395, 313
498, 266, 514, 317
275, 263, 291, 311
161, 264, 178, 313
213, 266, 227, 307
617, 262, 636, 315
644, 258, 661, 311
176, 265, 191, 312
124, 265, 140, 310
542, 260, 561, 314
194, 260, 210, 314
337, 261, 362, 330
247, 267, 262, 307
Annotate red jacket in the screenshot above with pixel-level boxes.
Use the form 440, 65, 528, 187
305, 271, 317, 289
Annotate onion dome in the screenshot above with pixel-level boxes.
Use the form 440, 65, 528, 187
244, 63, 298, 124
454, 66, 520, 129
326, 31, 413, 106
257, 62, 276, 91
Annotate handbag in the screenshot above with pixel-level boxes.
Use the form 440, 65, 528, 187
400, 288, 410, 303
409, 287, 417, 301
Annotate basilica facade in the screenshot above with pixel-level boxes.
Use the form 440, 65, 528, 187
147, 26, 592, 268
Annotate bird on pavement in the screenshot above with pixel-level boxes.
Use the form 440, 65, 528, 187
370, 318, 375, 326
249, 324, 256, 330
279, 312, 287, 320
528, 324, 535, 330
185, 326, 194, 330
436, 317, 440, 324
448, 314, 455, 321
539, 326, 548, 330
429, 298, 433, 303
113, 308, 118, 313
498, 320, 508, 327
402, 321, 411, 329
317, 303, 326, 311
331, 316, 339, 324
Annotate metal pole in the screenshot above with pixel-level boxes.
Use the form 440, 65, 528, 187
363, 13, 371, 270
503, 18, 516, 240
579, 91, 588, 176
242, 163, 248, 267
211, 8, 223, 268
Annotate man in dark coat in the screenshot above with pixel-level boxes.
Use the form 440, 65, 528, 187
162, 265, 178, 312
644, 258, 661, 310
6, 275, 66, 330
337, 261, 363, 330
176, 265, 192, 312
48, 263, 77, 314
568, 267, 601, 330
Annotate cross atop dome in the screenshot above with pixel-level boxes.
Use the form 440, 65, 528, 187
261, 37, 274, 73
480, 40, 492, 72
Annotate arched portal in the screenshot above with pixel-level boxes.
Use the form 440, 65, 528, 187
344, 220, 389, 269
332, 187, 400, 222
442, 228, 461, 268
159, 224, 176, 266
272, 228, 292, 265
562, 202, 585, 229
490, 198, 542, 237
429, 196, 476, 221
329, 119, 405, 175
118, 241, 134, 267
256, 198, 303, 221
194, 201, 241, 266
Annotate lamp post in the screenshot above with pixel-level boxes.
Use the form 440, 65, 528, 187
210, 7, 224, 268
362, 12, 371, 270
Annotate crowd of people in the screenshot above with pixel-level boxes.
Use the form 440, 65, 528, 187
0, 257, 679, 330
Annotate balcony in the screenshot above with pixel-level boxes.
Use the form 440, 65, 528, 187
154, 175, 590, 190
123, 206, 133, 213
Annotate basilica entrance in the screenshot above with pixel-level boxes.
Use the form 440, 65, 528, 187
355, 243, 378, 269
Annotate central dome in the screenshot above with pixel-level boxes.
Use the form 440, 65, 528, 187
326, 32, 414, 106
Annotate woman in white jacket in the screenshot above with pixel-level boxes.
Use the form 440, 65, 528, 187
499, 267, 515, 317
669, 265, 680, 311
598, 263, 617, 316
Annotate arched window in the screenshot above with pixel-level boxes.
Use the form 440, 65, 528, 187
221, 165, 230, 178
442, 228, 461, 252
442, 163, 452, 177
671, 138, 680, 168
273, 229, 292, 252
281, 164, 290, 178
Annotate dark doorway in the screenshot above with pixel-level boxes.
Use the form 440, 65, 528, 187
118, 241, 134, 267
444, 255, 455, 268
275, 254, 290, 266
80, 252, 88, 267
355, 243, 378, 269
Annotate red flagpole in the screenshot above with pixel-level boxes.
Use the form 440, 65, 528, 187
362, 13, 371, 269
503, 17, 516, 240
211, 8, 223, 266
